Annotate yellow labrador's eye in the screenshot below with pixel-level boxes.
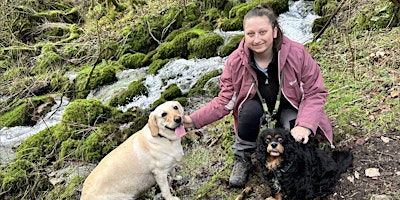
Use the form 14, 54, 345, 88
173, 105, 179, 110
161, 112, 167, 117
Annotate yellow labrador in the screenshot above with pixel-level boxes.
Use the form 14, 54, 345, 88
81, 101, 186, 200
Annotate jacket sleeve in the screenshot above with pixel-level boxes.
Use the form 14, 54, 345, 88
295, 48, 328, 134
189, 56, 236, 128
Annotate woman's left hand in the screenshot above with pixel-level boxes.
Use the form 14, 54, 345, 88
291, 126, 311, 144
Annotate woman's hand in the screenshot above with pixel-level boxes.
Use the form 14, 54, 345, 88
290, 126, 311, 144
183, 115, 194, 128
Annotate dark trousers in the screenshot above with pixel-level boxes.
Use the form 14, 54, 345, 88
232, 99, 297, 152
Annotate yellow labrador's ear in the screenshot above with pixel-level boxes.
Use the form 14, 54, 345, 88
148, 113, 158, 137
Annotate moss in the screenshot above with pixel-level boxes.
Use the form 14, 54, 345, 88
123, 19, 158, 54
58, 24, 83, 44
203, 8, 222, 23
352, 1, 399, 30
108, 78, 148, 107
314, 0, 329, 16
50, 73, 71, 92
219, 0, 289, 31
0, 96, 55, 127
188, 33, 224, 59
73, 61, 119, 99
148, 59, 171, 75
17, 125, 60, 165
1, 159, 51, 199
60, 99, 114, 137
183, 2, 201, 22
220, 34, 243, 57
189, 69, 221, 97
45, 175, 83, 200
155, 31, 200, 59
0, 103, 32, 127
118, 52, 146, 69
161, 7, 184, 30
311, 15, 330, 34
33, 44, 61, 74
161, 83, 183, 101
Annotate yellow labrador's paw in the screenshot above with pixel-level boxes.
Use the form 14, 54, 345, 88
266, 197, 275, 200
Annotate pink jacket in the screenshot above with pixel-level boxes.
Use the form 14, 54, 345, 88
190, 36, 333, 145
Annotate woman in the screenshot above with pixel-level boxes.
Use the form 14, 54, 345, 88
183, 4, 333, 188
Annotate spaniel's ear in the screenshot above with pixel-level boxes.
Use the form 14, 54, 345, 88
148, 112, 159, 137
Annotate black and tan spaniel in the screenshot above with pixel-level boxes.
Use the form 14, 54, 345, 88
256, 128, 353, 200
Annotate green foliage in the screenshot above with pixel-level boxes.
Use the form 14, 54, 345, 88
188, 33, 224, 58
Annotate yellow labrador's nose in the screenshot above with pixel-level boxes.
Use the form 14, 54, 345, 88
174, 116, 182, 124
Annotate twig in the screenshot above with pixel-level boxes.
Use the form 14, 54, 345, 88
235, 186, 253, 200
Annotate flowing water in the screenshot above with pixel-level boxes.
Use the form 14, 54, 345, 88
0, 0, 319, 162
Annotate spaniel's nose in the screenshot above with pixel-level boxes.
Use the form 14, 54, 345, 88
174, 116, 182, 123
271, 142, 278, 148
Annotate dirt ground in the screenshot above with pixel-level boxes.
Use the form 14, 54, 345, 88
166, 97, 400, 200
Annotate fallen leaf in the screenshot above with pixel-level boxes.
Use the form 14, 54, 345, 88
354, 171, 360, 179
390, 90, 399, 98
356, 138, 365, 145
381, 136, 390, 143
365, 168, 380, 178
347, 175, 354, 183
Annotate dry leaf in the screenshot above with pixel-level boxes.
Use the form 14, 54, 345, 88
390, 90, 399, 98
354, 171, 360, 179
381, 136, 390, 143
347, 175, 355, 183
365, 168, 380, 178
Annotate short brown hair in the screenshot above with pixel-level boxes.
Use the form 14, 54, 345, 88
243, 4, 283, 51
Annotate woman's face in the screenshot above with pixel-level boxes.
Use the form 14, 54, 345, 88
244, 16, 277, 55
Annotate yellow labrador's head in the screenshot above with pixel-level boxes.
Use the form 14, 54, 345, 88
148, 101, 186, 138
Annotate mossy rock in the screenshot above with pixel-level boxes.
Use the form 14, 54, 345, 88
33, 44, 61, 75
314, 0, 329, 16
218, 0, 289, 31
311, 15, 330, 34
17, 125, 61, 165
154, 31, 200, 60
0, 96, 55, 127
220, 34, 243, 57
122, 19, 158, 54
0, 159, 51, 200
108, 78, 148, 107
151, 97, 188, 110
203, 8, 222, 23
72, 61, 119, 99
188, 69, 222, 97
188, 33, 224, 59
148, 59, 172, 75
60, 99, 114, 136
118, 52, 146, 69
352, 2, 399, 30
161, 83, 183, 101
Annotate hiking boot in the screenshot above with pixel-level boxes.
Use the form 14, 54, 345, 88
229, 151, 251, 188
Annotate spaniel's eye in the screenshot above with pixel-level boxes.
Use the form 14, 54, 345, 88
278, 137, 283, 142
173, 105, 178, 110
161, 112, 167, 117
265, 138, 270, 143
